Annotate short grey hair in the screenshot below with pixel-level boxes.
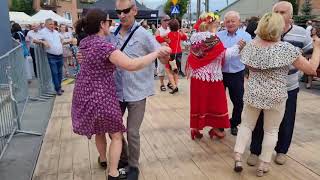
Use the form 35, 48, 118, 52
224, 11, 241, 21
45, 18, 53, 24
273, 1, 293, 17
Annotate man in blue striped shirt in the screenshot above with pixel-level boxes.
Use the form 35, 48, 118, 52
112, 1, 170, 179
216, 11, 252, 136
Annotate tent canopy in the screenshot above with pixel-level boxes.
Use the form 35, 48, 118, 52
32, 10, 72, 25
82, 0, 158, 19
9, 11, 40, 25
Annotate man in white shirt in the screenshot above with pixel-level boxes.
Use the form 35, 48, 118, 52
305, 20, 313, 37
38, 18, 64, 95
155, 15, 171, 91
26, 24, 41, 78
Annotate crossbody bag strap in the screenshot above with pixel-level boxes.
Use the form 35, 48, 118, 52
114, 25, 140, 51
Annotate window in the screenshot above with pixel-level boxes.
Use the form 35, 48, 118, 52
64, 12, 72, 20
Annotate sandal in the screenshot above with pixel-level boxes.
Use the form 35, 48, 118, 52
234, 160, 243, 173
98, 156, 107, 169
160, 85, 166, 91
167, 83, 174, 90
256, 162, 269, 177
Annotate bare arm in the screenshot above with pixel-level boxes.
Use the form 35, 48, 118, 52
109, 46, 171, 71
293, 37, 320, 76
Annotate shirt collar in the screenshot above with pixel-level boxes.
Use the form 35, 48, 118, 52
227, 28, 239, 37
116, 21, 139, 35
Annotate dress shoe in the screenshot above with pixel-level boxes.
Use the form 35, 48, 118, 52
231, 127, 238, 136
247, 153, 258, 166
274, 153, 287, 165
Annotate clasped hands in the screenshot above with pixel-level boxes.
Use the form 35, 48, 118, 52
157, 46, 172, 64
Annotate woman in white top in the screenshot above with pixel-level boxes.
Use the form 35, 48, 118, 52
59, 24, 73, 77
233, 12, 320, 177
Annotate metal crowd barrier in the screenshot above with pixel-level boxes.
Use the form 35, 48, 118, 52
0, 41, 41, 161
32, 44, 55, 100
0, 40, 28, 103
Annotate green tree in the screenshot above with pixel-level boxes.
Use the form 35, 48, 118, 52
293, 0, 315, 26
10, 0, 35, 15
164, 0, 189, 19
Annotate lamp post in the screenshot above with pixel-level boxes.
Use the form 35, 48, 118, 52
0, 0, 13, 56
197, 0, 201, 18
205, 0, 209, 12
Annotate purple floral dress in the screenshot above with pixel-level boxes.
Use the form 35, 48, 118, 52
71, 35, 125, 139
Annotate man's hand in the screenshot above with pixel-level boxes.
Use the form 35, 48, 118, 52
76, 51, 84, 64
238, 39, 246, 51
42, 41, 50, 49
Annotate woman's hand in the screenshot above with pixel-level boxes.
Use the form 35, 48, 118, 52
157, 46, 171, 64
157, 46, 171, 58
313, 36, 320, 49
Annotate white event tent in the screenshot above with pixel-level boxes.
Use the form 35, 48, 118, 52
32, 10, 72, 25
9, 11, 40, 25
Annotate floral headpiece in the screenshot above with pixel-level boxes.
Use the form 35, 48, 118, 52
194, 12, 220, 32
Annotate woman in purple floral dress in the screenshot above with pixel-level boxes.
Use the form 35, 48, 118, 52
72, 9, 170, 180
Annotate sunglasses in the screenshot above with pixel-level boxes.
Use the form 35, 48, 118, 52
116, 6, 133, 15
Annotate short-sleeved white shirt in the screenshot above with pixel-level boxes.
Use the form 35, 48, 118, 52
39, 28, 63, 55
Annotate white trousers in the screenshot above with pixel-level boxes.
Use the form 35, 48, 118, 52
234, 101, 286, 162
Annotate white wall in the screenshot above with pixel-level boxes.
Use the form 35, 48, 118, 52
220, 0, 278, 20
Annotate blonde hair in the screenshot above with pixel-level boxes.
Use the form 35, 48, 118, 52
255, 12, 284, 42
199, 22, 208, 32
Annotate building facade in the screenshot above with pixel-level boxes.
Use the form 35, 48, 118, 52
33, 0, 79, 24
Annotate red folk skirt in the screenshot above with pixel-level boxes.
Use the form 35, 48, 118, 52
190, 77, 230, 130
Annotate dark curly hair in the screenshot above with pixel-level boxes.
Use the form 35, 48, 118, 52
168, 19, 180, 32
11, 23, 22, 34
75, 9, 108, 35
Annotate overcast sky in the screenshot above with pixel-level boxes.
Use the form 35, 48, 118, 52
137, 0, 237, 12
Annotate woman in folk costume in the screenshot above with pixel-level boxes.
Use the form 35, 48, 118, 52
186, 13, 239, 140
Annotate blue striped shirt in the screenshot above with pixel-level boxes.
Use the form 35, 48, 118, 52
111, 21, 161, 102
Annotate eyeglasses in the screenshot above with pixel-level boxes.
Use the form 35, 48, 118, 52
163, 19, 170, 22
115, 6, 133, 15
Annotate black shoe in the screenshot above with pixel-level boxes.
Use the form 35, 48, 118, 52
98, 156, 107, 169
107, 175, 120, 180
231, 127, 238, 136
56, 90, 63, 96
180, 72, 186, 77
167, 83, 174, 90
169, 87, 178, 94
118, 159, 128, 169
127, 166, 139, 180
118, 167, 128, 179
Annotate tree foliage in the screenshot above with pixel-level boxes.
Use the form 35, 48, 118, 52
10, 0, 35, 15
293, 0, 315, 26
164, 0, 189, 19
